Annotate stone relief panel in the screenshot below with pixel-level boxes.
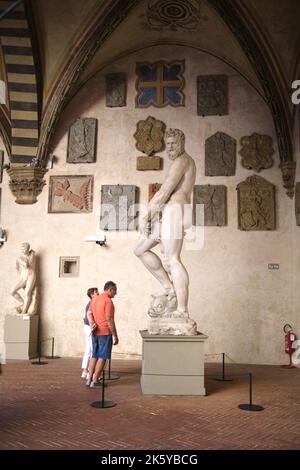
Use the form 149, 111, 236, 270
237, 175, 275, 231
106, 73, 127, 107
67, 118, 97, 163
193, 185, 227, 226
48, 175, 93, 213
149, 183, 161, 201
100, 185, 138, 230
295, 182, 300, 226
239, 133, 274, 172
197, 75, 228, 116
205, 132, 236, 176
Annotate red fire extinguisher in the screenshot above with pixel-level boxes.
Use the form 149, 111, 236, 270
282, 324, 296, 368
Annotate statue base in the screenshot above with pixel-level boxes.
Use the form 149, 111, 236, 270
148, 316, 197, 335
4, 314, 39, 360
140, 330, 208, 396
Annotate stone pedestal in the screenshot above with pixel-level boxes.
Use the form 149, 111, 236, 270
4, 314, 39, 360
140, 330, 208, 396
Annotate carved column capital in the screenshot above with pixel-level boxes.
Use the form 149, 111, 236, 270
279, 161, 296, 199
7, 166, 47, 204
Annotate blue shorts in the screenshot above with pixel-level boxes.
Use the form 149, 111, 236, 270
91, 334, 112, 360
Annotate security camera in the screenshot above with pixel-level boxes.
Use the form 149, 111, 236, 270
84, 233, 106, 246
0, 228, 7, 247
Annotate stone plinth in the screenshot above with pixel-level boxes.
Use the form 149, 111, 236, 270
140, 330, 208, 396
4, 314, 39, 360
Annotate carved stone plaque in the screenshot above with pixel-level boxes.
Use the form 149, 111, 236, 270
237, 175, 275, 231
134, 115, 166, 156
193, 185, 227, 226
197, 75, 228, 116
48, 175, 93, 213
239, 133, 274, 172
67, 118, 97, 163
295, 182, 300, 226
106, 73, 127, 107
100, 185, 138, 230
205, 132, 236, 176
137, 156, 161, 171
149, 183, 161, 201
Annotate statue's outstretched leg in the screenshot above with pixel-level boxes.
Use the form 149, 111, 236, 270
134, 235, 173, 294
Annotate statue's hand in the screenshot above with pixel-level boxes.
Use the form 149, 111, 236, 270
140, 218, 151, 236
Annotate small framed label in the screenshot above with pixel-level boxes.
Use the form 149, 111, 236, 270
268, 263, 279, 270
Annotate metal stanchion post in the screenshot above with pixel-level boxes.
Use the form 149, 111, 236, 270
238, 373, 264, 411
90, 370, 116, 408
31, 340, 48, 365
106, 359, 120, 381
45, 337, 60, 359
214, 353, 233, 381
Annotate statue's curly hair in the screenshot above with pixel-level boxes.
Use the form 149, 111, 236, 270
165, 128, 185, 144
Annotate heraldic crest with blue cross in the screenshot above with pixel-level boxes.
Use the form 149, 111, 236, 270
135, 60, 185, 108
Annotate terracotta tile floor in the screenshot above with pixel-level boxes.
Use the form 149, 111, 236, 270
0, 358, 299, 450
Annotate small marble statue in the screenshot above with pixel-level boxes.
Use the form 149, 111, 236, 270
134, 128, 197, 335
10, 243, 37, 315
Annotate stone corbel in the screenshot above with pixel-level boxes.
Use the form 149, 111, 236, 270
279, 161, 296, 199
7, 166, 47, 204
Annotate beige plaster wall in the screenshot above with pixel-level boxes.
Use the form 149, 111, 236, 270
0, 44, 295, 365
291, 108, 300, 350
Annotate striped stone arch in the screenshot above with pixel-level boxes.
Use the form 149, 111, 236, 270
37, 0, 140, 167
0, 0, 140, 204
0, 0, 39, 164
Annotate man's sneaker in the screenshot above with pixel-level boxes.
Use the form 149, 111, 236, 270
86, 377, 92, 387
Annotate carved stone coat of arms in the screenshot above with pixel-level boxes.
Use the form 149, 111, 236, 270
134, 115, 165, 156
239, 133, 274, 172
